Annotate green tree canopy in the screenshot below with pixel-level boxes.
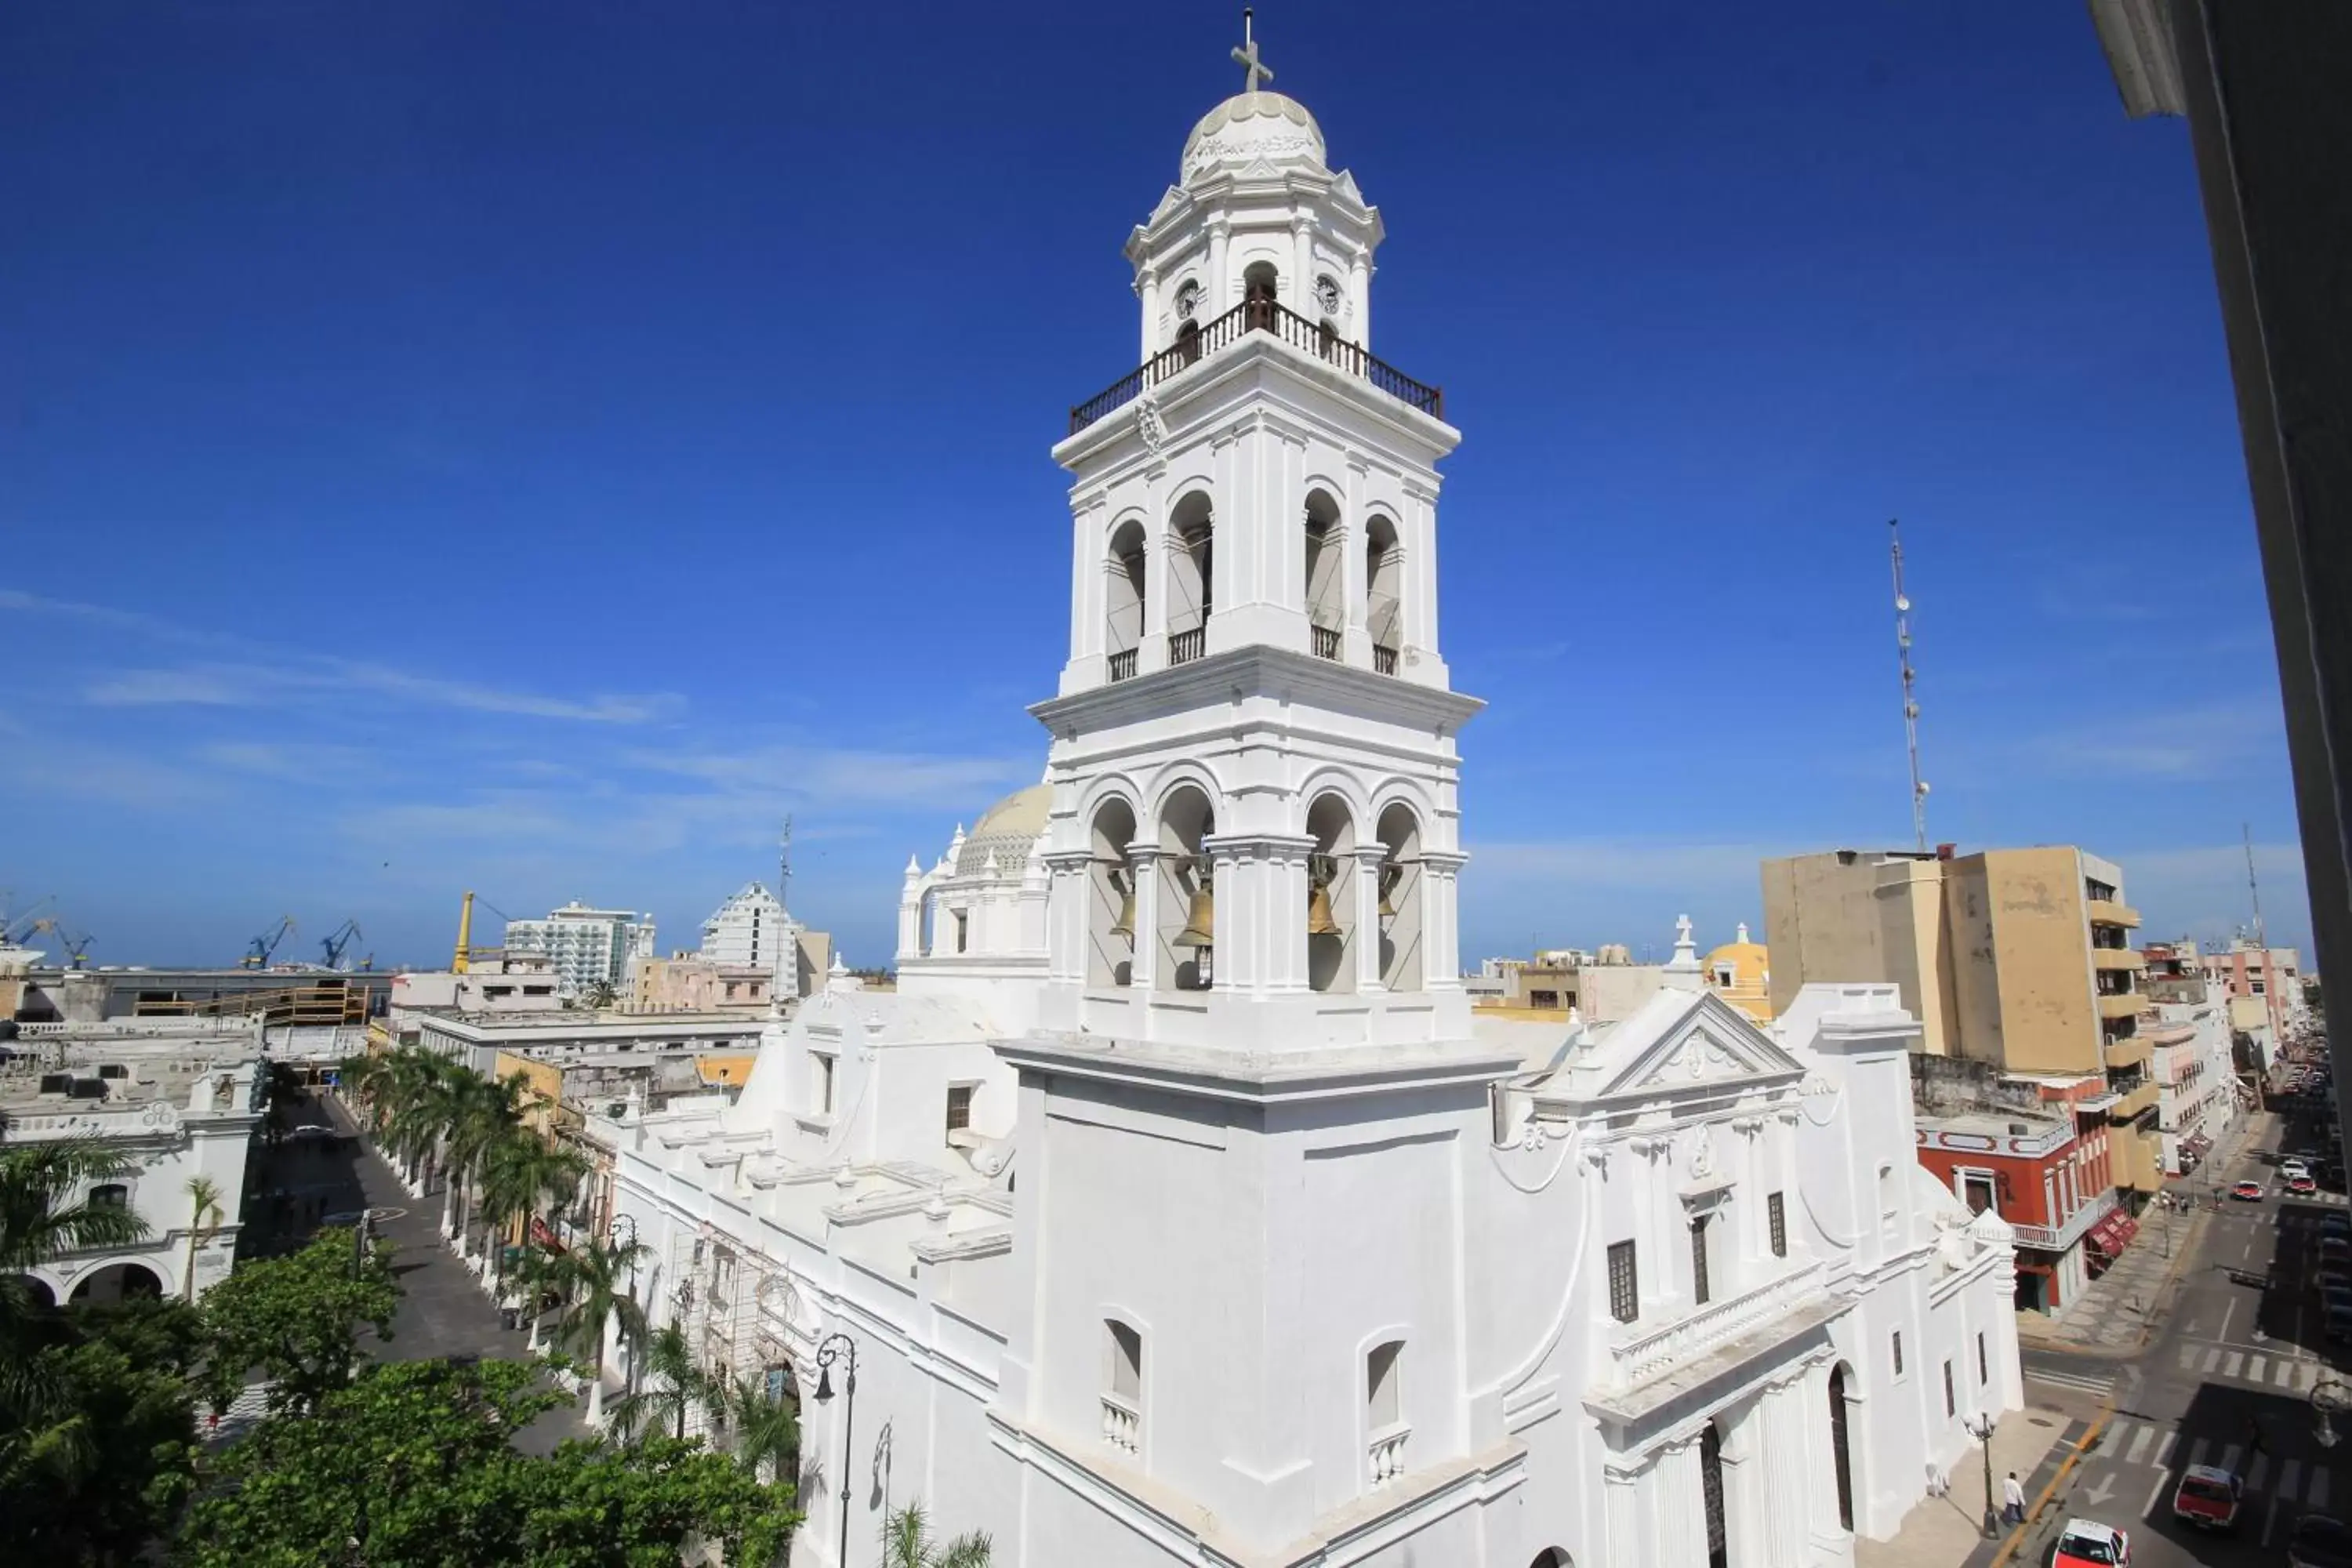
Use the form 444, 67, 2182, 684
198, 1226, 398, 1417
174, 1358, 798, 1568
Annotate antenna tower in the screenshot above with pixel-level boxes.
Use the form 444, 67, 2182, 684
1890, 520, 1929, 851
2244, 822, 2267, 951
778, 815, 793, 909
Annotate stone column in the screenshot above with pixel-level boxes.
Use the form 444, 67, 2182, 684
1349, 248, 1371, 348
1757, 1375, 1813, 1567
1291, 215, 1316, 317
1138, 265, 1160, 362
1802, 1359, 1858, 1565
1207, 220, 1231, 312
1041, 848, 1092, 987
1602, 1457, 1655, 1566
1126, 843, 1163, 997
1350, 843, 1388, 994
1419, 849, 1467, 993
1654, 1436, 1709, 1568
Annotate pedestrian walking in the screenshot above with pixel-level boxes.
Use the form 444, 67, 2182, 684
2001, 1471, 2027, 1527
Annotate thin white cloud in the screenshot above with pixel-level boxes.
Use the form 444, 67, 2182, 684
2026, 701, 2286, 782
80, 659, 679, 724
626, 742, 1037, 812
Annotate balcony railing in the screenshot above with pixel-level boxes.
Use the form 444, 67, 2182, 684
1610, 1258, 1824, 1386
1168, 627, 1206, 666
1102, 1393, 1139, 1455
1069, 297, 1444, 434
1367, 1422, 1409, 1487
2009, 1187, 2118, 1252
1312, 624, 1341, 661
1107, 648, 1138, 683
1373, 644, 1399, 676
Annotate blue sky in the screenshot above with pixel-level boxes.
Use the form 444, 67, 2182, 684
0, 2, 2308, 973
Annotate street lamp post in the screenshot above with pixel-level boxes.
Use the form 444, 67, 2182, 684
813, 1333, 858, 1568
1963, 1411, 2000, 1538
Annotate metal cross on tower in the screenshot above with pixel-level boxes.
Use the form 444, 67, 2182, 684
1889, 519, 1929, 852
1232, 7, 1273, 96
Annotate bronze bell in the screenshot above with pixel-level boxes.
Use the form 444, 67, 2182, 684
1108, 869, 1137, 942
1377, 862, 1403, 919
1174, 884, 1216, 950
1306, 882, 1342, 937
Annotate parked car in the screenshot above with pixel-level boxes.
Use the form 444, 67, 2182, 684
2326, 1304, 2352, 1345
2292, 1174, 2321, 1196
2290, 1514, 2352, 1568
2314, 1269, 2352, 1298
2322, 1236, 2352, 1265
2233, 1180, 2267, 1202
2322, 1214, 2352, 1239
2172, 1465, 2244, 1530
2053, 1519, 2131, 1567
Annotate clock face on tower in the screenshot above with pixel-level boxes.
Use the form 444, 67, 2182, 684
1174, 279, 1202, 321
1314, 274, 1341, 317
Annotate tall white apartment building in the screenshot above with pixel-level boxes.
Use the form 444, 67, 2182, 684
502, 902, 655, 998
697, 883, 794, 971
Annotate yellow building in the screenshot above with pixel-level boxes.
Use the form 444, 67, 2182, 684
1700, 924, 1773, 1022
1762, 844, 2160, 1194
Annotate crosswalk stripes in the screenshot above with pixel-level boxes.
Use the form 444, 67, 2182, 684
2027, 1365, 2117, 1396
2251, 1353, 2270, 1383
2095, 1418, 2341, 1508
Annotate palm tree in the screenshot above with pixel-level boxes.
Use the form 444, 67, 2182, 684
479, 1131, 585, 1294
444, 1071, 527, 1256
613, 1321, 715, 1443
181, 1174, 225, 1301
0, 1140, 151, 1428
881, 1504, 993, 1568
581, 978, 619, 1011
717, 1371, 800, 1484
550, 1232, 648, 1429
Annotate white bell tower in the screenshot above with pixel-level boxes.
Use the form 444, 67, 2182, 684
1030, 18, 1480, 1057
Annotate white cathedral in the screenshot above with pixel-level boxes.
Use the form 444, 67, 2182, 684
607, 34, 2021, 1568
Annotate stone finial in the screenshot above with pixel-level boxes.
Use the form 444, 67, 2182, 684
1737, 921, 1750, 945
904, 855, 923, 880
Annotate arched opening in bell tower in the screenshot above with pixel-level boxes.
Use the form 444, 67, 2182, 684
1105, 518, 1146, 682
1168, 491, 1214, 666
1305, 792, 1356, 994
1157, 785, 1217, 991
1087, 796, 1138, 988
1374, 802, 1424, 992
1243, 260, 1279, 329
1366, 514, 1403, 676
1303, 490, 1343, 660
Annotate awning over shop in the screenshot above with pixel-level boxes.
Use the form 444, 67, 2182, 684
2086, 1210, 2140, 1256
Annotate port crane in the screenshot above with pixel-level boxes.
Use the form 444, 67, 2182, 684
240, 915, 297, 969
30, 917, 94, 968
318, 919, 364, 971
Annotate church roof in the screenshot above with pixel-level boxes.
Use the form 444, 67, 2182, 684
956, 782, 1051, 877
1180, 90, 1327, 182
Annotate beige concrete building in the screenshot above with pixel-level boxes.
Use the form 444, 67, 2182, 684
1762, 845, 2161, 1196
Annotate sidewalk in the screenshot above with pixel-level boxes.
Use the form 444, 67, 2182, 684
2016, 1110, 2267, 1357
1856, 1403, 2085, 1568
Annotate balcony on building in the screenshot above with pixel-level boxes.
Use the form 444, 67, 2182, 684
2097, 992, 2143, 1022
1069, 296, 1444, 436
2104, 1036, 2154, 1073
2092, 947, 2147, 973
2107, 1078, 2161, 1123
2085, 898, 2142, 929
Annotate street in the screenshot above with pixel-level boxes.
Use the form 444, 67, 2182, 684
2016, 1100, 2344, 1566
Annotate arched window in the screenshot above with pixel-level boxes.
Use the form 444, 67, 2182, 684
1366, 1338, 1407, 1486
1168, 491, 1213, 666
1365, 514, 1402, 676
1088, 797, 1139, 989
1374, 803, 1424, 993
1303, 490, 1343, 660
1305, 792, 1355, 994
1102, 1318, 1143, 1454
1243, 260, 1279, 330
1105, 518, 1145, 683
1158, 785, 1216, 992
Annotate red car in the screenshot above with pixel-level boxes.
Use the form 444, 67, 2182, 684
2053, 1519, 2130, 1566
2293, 1175, 2321, 1196
2234, 1180, 2267, 1202
2172, 1465, 2244, 1530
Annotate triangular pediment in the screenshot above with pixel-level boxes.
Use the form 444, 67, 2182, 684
1543, 989, 1807, 1105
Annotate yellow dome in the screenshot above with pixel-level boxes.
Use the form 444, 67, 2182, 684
956, 782, 1052, 877
1700, 925, 1772, 1022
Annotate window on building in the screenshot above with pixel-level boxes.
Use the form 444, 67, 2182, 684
1878, 1163, 1897, 1223
1892, 1330, 1904, 1378
1607, 1240, 1639, 1323
1530, 989, 1559, 1009
1963, 1173, 1995, 1215
1367, 1340, 1403, 1430
1106, 1319, 1142, 1400
954, 910, 969, 953
1943, 1360, 1956, 1417
1977, 1332, 1988, 1387
1690, 1215, 1712, 1306
2252, 980, 2267, 995
946, 1084, 974, 1137
89, 1183, 129, 1210
812, 1053, 836, 1116
1768, 1192, 1788, 1258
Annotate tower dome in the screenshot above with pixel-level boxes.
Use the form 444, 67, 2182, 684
1180, 90, 1327, 183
